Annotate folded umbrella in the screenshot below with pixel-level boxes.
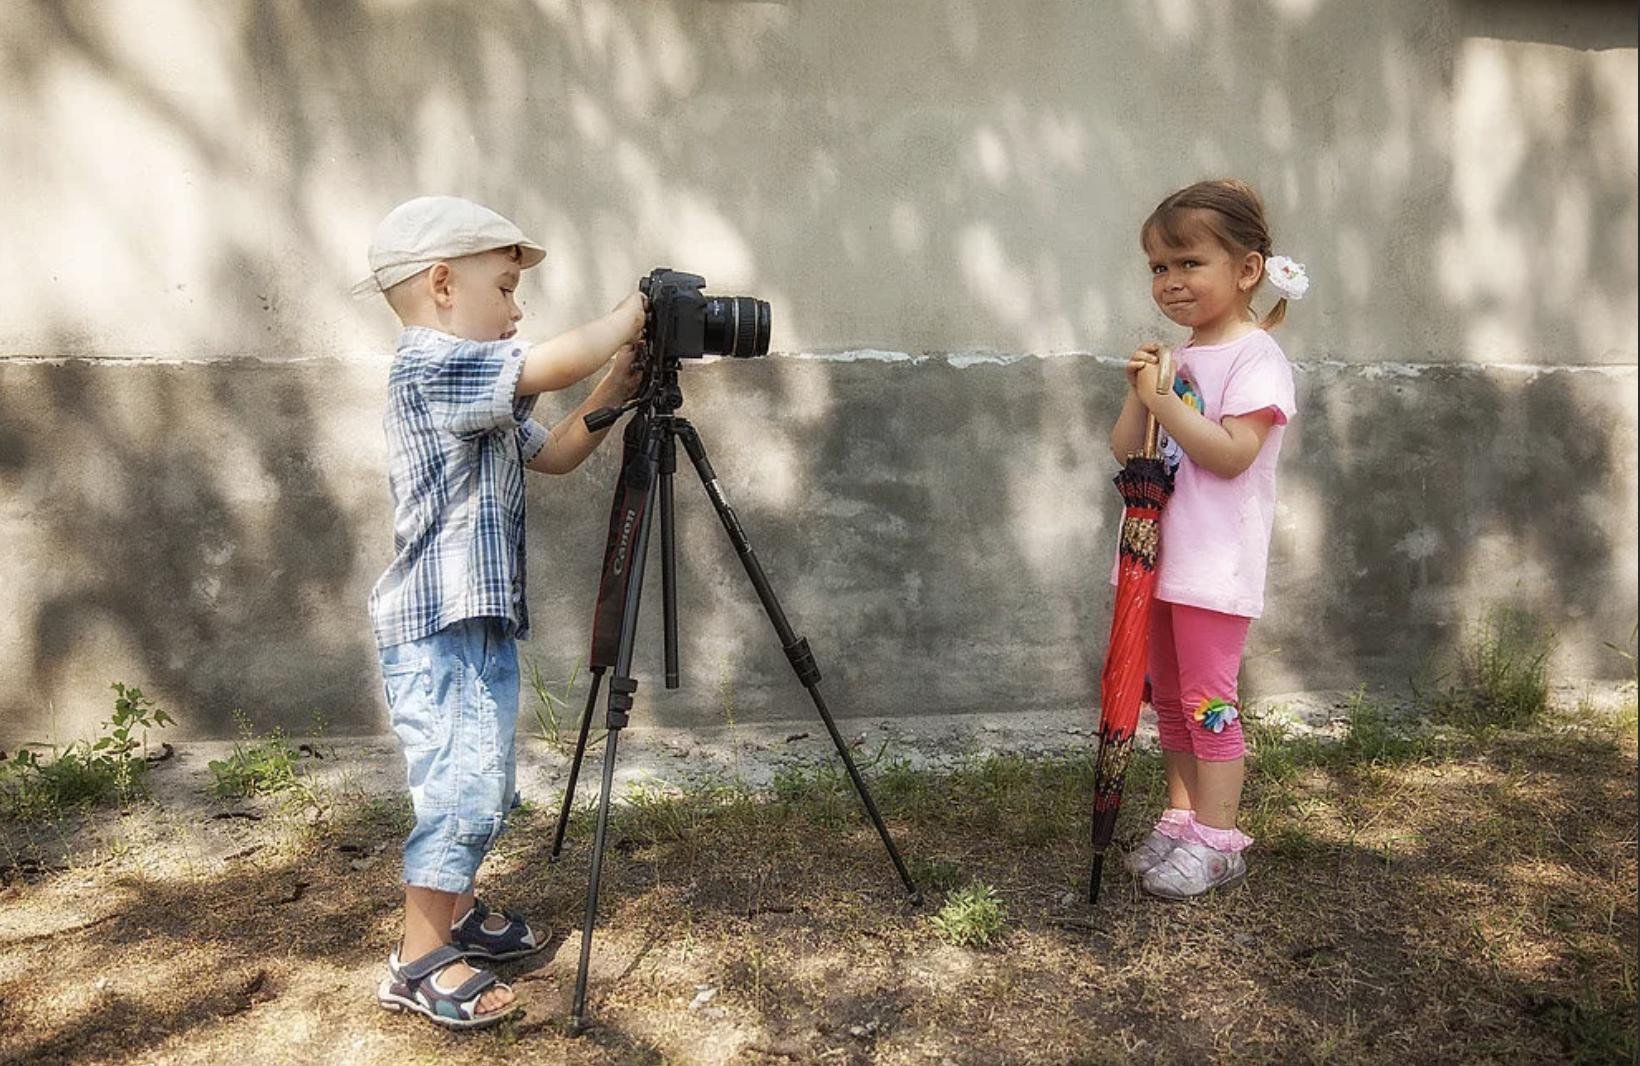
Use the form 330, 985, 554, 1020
1088, 354, 1175, 903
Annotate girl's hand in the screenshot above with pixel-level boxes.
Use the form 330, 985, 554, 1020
1126, 342, 1167, 390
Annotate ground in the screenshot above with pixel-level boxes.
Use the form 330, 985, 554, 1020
0, 685, 1634, 1065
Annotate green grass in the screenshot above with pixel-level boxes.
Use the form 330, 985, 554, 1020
0, 683, 174, 819
526, 659, 591, 752
1433, 607, 1556, 730
207, 711, 306, 799
929, 882, 1007, 947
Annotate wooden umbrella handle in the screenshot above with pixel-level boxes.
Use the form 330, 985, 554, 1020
1141, 348, 1172, 459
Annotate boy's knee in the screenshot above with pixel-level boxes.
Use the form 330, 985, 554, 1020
403, 808, 507, 893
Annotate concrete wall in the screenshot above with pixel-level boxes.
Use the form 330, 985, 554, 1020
1, 0, 1634, 741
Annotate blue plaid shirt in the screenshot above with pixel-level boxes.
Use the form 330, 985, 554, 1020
369, 327, 551, 649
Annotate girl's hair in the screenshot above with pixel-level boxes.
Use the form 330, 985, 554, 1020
1141, 179, 1287, 331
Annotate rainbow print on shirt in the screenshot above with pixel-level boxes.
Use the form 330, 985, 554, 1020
1157, 373, 1203, 473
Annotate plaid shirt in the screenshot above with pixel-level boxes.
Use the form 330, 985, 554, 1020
369, 327, 551, 649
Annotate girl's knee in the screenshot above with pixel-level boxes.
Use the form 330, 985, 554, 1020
1184, 697, 1245, 759
1153, 703, 1194, 752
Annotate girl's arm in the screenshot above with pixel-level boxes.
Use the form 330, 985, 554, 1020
1135, 361, 1275, 478
515, 292, 646, 397
1109, 388, 1150, 462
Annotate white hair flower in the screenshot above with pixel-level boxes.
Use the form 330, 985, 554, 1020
1265, 255, 1309, 300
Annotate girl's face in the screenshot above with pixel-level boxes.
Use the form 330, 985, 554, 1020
1145, 219, 1263, 334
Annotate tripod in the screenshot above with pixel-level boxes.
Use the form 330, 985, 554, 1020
546, 366, 921, 1030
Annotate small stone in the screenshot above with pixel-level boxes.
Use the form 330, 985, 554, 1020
349, 857, 373, 871
689, 985, 718, 1010
849, 1025, 868, 1038
1059, 890, 1078, 907
94, 977, 109, 991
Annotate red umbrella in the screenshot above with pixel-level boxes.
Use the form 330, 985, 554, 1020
1088, 356, 1175, 903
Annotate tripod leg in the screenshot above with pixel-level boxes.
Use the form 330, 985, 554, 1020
549, 666, 604, 862
572, 427, 660, 1031
571, 723, 623, 1029
659, 432, 680, 689
673, 420, 921, 904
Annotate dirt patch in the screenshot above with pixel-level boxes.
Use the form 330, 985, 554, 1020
0, 693, 1634, 1064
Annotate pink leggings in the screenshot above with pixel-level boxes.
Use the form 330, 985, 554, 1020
1149, 601, 1251, 761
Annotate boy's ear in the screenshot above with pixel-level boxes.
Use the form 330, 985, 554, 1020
429, 261, 454, 308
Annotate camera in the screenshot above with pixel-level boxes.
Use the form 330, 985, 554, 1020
640, 267, 771, 363
584, 268, 771, 432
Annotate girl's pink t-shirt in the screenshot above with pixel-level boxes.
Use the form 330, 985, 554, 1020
1114, 329, 1296, 619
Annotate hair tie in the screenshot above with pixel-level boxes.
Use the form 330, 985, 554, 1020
1265, 255, 1309, 300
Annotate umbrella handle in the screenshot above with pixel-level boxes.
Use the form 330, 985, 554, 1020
1142, 348, 1172, 459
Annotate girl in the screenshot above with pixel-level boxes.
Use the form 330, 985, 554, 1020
1108, 179, 1305, 899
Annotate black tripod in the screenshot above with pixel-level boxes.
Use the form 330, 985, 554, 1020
546, 366, 921, 1030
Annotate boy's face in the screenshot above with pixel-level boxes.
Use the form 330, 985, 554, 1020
1145, 219, 1260, 331
439, 248, 525, 341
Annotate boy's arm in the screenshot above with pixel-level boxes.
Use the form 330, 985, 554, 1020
1135, 362, 1275, 478
515, 292, 646, 398
526, 344, 643, 474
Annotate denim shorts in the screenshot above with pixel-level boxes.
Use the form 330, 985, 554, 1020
378, 617, 521, 893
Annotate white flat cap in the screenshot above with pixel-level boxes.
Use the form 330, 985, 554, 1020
351, 195, 545, 297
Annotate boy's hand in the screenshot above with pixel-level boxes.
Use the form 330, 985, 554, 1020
611, 291, 647, 345
593, 343, 643, 406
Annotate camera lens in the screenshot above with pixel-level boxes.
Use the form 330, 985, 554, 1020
703, 297, 771, 359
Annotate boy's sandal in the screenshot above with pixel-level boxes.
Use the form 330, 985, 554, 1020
376, 944, 519, 1030
452, 898, 543, 962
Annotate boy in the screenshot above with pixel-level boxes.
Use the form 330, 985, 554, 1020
356, 195, 644, 1028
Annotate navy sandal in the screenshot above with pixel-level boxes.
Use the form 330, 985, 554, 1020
375, 943, 518, 1029
452, 899, 543, 962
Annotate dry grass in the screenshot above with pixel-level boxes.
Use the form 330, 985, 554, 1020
0, 697, 1634, 1065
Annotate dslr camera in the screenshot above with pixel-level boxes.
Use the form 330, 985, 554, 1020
585, 268, 771, 431
640, 267, 771, 365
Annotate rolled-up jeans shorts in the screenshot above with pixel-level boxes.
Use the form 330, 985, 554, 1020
378, 617, 521, 893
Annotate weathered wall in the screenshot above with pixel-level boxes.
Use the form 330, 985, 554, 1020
0, 1, 1635, 741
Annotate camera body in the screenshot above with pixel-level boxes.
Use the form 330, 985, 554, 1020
640, 267, 771, 365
